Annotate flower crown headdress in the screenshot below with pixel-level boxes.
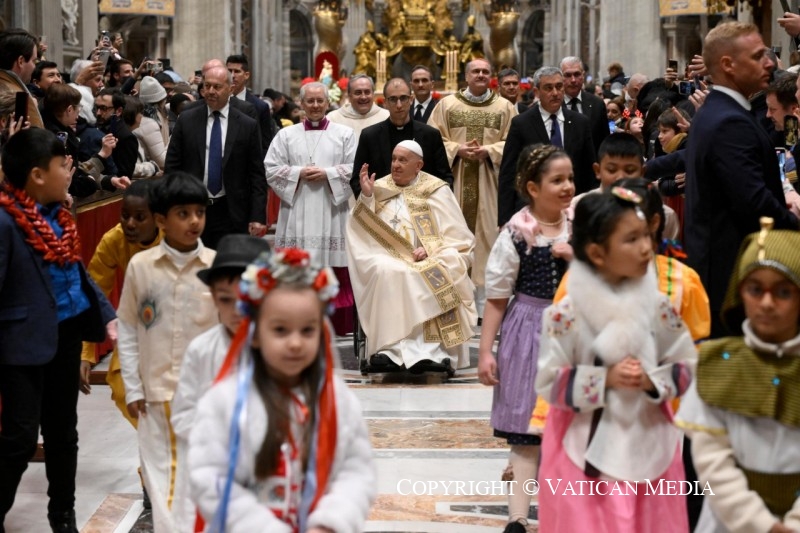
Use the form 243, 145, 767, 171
611, 185, 646, 220
622, 107, 643, 120
238, 248, 340, 318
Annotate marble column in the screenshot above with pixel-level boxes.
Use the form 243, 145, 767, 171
598, 0, 663, 80
79, 0, 98, 57
169, 0, 233, 80
342, 0, 364, 74
253, 0, 291, 94
11, 0, 31, 28
23, 1, 63, 68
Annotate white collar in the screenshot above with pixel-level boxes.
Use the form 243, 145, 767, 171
207, 102, 230, 118
414, 95, 433, 107
235, 88, 247, 101
713, 85, 751, 111
539, 105, 564, 123
566, 259, 659, 365
462, 89, 492, 103
742, 319, 800, 357
567, 92, 581, 103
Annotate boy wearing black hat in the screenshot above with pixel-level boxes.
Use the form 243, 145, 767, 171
170, 234, 270, 531
677, 218, 800, 533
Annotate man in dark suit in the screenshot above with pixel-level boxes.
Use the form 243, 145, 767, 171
226, 53, 274, 155
685, 21, 799, 338
560, 56, 610, 153
165, 66, 267, 249
497, 68, 528, 114
497, 66, 596, 226
409, 65, 440, 123
185, 58, 263, 132
353, 78, 453, 198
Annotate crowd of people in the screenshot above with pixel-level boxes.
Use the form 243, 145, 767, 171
1, 14, 800, 533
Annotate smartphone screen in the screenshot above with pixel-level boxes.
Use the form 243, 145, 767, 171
785, 116, 798, 147
668, 59, 678, 71
14, 92, 28, 124
97, 49, 111, 69
678, 81, 695, 96
108, 115, 120, 137
777, 149, 787, 182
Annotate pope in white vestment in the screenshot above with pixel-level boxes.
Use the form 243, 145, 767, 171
347, 140, 477, 371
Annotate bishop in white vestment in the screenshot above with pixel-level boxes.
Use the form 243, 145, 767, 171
265, 82, 356, 333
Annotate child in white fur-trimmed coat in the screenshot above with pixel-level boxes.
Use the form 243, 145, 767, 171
535, 188, 697, 532
188, 248, 375, 533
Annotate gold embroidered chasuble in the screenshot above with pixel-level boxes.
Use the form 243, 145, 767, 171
346, 172, 477, 364
427, 91, 516, 287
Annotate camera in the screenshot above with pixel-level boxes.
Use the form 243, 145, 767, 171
678, 80, 695, 96
100, 31, 111, 47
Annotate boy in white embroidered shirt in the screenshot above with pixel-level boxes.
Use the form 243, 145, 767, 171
117, 171, 217, 532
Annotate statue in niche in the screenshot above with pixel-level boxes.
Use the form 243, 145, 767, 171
319, 59, 334, 85
352, 20, 380, 78
484, 0, 519, 69
460, 14, 485, 65
62, 0, 80, 46
313, 0, 347, 58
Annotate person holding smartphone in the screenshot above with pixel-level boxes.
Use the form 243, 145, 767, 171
93, 88, 138, 185
778, 0, 800, 44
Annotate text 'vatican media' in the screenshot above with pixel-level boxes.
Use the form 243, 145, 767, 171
396, 479, 714, 497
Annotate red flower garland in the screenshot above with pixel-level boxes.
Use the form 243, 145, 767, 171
0, 183, 81, 266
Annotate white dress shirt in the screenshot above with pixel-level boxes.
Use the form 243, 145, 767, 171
539, 106, 565, 144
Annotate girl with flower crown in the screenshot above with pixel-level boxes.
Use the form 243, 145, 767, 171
188, 248, 375, 533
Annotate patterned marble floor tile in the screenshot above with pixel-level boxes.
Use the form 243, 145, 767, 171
369, 419, 505, 449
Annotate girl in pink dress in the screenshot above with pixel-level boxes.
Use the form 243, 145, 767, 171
535, 187, 697, 532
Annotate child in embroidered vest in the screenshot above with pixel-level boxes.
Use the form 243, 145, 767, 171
535, 187, 697, 532
0, 128, 116, 532
477, 144, 574, 533
117, 172, 218, 533
78, 179, 162, 423
188, 248, 376, 533
676, 218, 800, 533
170, 234, 270, 532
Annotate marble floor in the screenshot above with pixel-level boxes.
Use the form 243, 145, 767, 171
5, 332, 538, 533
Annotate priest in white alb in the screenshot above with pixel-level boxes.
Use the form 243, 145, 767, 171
347, 140, 477, 373
265, 81, 356, 334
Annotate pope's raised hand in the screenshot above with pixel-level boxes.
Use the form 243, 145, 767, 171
359, 163, 376, 197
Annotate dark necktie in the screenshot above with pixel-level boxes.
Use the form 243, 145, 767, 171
414, 104, 423, 121
570, 98, 580, 112
208, 110, 223, 195
550, 114, 563, 148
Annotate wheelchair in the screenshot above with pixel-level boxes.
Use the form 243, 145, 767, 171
353, 308, 455, 378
